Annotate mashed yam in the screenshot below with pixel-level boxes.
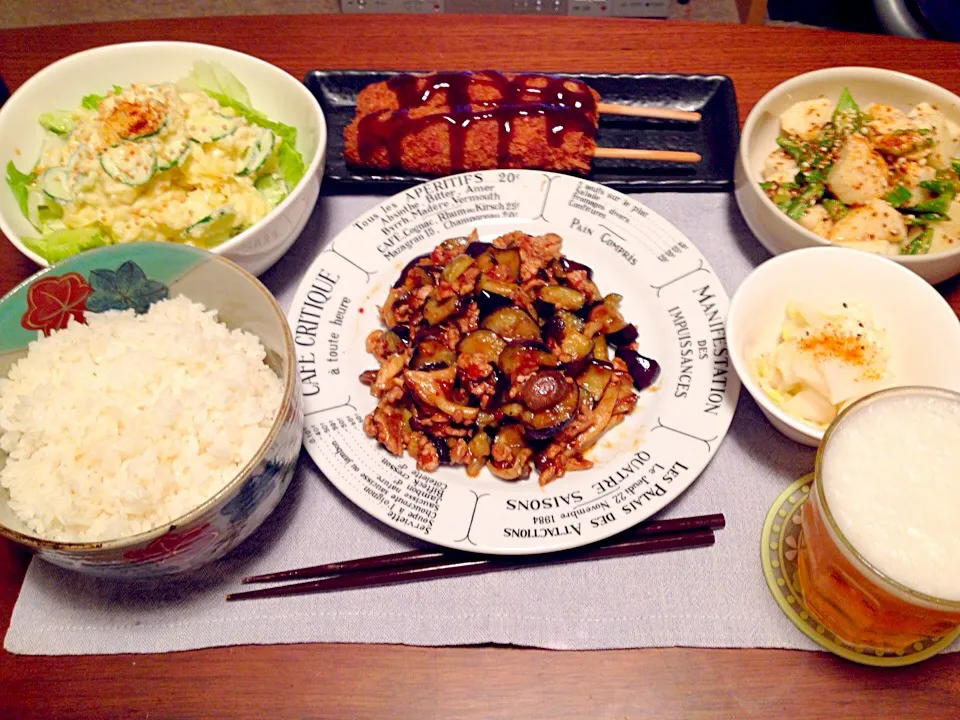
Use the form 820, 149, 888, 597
0, 296, 283, 542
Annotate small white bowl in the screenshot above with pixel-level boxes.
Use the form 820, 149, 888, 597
735, 67, 960, 286
727, 246, 960, 446
0, 42, 326, 276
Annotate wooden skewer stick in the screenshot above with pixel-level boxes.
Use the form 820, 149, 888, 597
592, 147, 702, 163
597, 102, 701, 123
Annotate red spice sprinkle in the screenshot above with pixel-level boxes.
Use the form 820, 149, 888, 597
796, 322, 882, 381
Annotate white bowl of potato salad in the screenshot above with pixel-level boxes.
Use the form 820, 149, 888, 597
735, 67, 960, 285
0, 42, 326, 276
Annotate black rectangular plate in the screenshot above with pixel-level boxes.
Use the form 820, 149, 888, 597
304, 70, 739, 194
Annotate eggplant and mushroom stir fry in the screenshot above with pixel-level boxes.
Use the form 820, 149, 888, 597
361, 230, 660, 486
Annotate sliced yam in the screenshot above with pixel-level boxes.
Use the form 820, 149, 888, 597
833, 239, 897, 255
865, 103, 913, 137
762, 148, 799, 184
829, 199, 906, 246
826, 135, 890, 205
865, 103, 930, 158
908, 103, 960, 169
929, 198, 960, 254
891, 160, 937, 206
779, 98, 833, 141
798, 204, 833, 239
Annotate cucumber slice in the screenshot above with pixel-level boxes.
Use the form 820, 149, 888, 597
186, 113, 238, 143
182, 206, 237, 248
238, 128, 275, 176
38, 110, 75, 135
100, 141, 156, 186
40, 168, 73, 203
155, 136, 192, 171
254, 173, 288, 208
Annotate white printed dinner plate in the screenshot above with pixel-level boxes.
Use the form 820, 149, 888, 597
288, 170, 739, 555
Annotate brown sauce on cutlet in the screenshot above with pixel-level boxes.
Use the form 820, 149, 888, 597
356, 103, 597, 172
385, 71, 597, 114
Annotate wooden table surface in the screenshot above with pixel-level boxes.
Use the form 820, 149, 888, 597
1, 14, 959, 719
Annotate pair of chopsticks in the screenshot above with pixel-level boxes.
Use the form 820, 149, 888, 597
226, 513, 724, 602
595, 102, 703, 165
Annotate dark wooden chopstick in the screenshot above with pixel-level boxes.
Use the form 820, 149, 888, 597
226, 527, 716, 602
241, 513, 726, 585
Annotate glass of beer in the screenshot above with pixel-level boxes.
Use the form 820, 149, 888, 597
797, 386, 960, 652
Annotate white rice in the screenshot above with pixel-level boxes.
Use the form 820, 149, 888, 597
0, 295, 284, 542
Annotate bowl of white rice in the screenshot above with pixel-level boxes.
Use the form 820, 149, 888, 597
0, 242, 302, 577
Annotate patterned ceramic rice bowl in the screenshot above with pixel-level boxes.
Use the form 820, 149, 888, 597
0, 242, 302, 578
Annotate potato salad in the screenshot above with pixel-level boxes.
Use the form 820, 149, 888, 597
761, 89, 960, 256
5, 62, 305, 263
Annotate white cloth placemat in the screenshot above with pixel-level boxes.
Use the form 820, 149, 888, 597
8, 192, 951, 655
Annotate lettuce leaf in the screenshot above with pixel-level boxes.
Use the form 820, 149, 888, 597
6, 161, 33, 217
38, 110, 74, 135
80, 93, 106, 110
276, 140, 305, 188
204, 90, 297, 149
179, 60, 252, 107
22, 226, 106, 264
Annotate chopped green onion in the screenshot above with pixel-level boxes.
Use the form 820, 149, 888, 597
900, 227, 934, 255
883, 185, 912, 208
822, 199, 848, 222
776, 136, 806, 164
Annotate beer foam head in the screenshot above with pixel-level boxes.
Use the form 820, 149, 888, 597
821, 389, 960, 602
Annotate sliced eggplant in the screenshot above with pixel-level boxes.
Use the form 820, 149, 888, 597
533, 297, 556, 320
538, 284, 586, 311
543, 310, 583, 345
523, 385, 579, 440
489, 366, 512, 408
520, 370, 571, 412
477, 275, 518, 298
562, 353, 592, 378
592, 335, 609, 361
497, 340, 555, 380
424, 295, 461, 325
429, 435, 451, 465
383, 330, 408, 355
468, 432, 491, 460
413, 325, 446, 345
476, 276, 516, 317
606, 323, 638, 346
577, 360, 614, 402
477, 291, 514, 317
588, 293, 629, 335
391, 324, 411, 343
410, 336, 455, 370
481, 307, 540, 341
559, 256, 594, 279
615, 345, 661, 391
441, 254, 474, 283
394, 254, 433, 288
560, 331, 593, 364
381, 287, 408, 328
487, 424, 531, 480
491, 248, 521, 282
465, 241, 491, 257
457, 329, 506, 363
